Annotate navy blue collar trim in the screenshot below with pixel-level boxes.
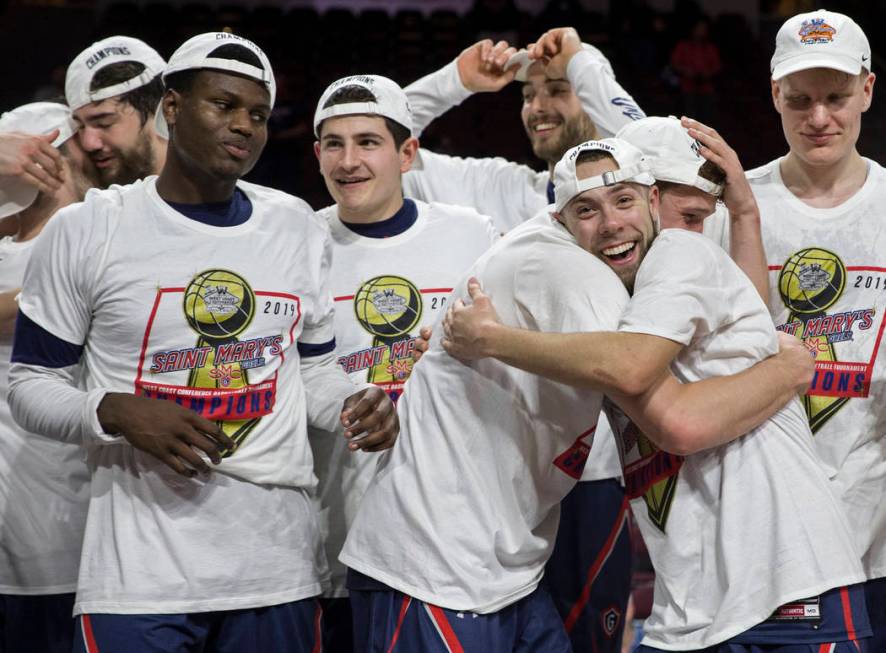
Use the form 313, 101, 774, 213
165, 188, 253, 227
546, 180, 556, 205
341, 199, 417, 238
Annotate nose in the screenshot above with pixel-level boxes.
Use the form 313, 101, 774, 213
528, 91, 550, 114
340, 142, 360, 170
808, 102, 830, 129
229, 108, 254, 136
598, 207, 623, 235
78, 126, 103, 153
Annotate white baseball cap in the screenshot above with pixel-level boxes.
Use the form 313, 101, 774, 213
0, 102, 77, 219
617, 116, 723, 197
771, 10, 870, 80
507, 42, 615, 82
313, 74, 413, 138
66, 36, 166, 111
553, 138, 655, 212
163, 32, 276, 106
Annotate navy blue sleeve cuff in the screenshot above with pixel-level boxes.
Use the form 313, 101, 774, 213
297, 338, 336, 358
11, 310, 84, 368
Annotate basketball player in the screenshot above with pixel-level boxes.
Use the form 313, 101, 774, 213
65, 35, 168, 187
745, 9, 885, 648
340, 138, 826, 652
0, 102, 94, 653
8, 33, 397, 652
309, 73, 497, 651
403, 30, 645, 651
440, 139, 869, 651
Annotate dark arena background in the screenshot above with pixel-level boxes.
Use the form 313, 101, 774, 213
1, 0, 884, 209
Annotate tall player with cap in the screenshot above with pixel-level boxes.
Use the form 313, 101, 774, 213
0, 102, 94, 653
8, 33, 397, 652
739, 9, 885, 648
341, 136, 826, 652
310, 73, 497, 651
441, 138, 869, 652
65, 35, 167, 187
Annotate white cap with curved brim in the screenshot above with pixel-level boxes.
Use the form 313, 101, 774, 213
0, 102, 77, 219
156, 32, 275, 139
313, 74, 413, 138
553, 138, 655, 212
771, 10, 870, 80
65, 36, 166, 111
507, 42, 615, 82
617, 116, 723, 197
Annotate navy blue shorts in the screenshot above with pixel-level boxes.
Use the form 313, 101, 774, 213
543, 478, 632, 653
0, 593, 75, 653
72, 598, 322, 653
863, 576, 885, 653
318, 597, 352, 653
637, 583, 871, 652
348, 571, 571, 652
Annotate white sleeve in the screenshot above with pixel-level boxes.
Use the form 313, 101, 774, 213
618, 233, 727, 345
300, 351, 362, 433
567, 48, 646, 138
404, 59, 473, 138
403, 149, 549, 233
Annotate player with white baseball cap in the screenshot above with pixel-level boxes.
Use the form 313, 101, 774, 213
719, 9, 885, 649
440, 136, 870, 651
65, 35, 167, 187
9, 33, 398, 653
341, 136, 824, 652
0, 102, 93, 653
309, 72, 497, 651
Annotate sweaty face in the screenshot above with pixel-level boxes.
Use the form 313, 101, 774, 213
521, 62, 597, 165
166, 71, 270, 183
556, 158, 658, 293
315, 115, 416, 222
74, 97, 157, 187
772, 67, 874, 170
658, 184, 717, 233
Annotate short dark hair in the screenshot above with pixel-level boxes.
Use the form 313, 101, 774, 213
574, 149, 616, 166
89, 61, 164, 126
164, 43, 266, 96
318, 85, 411, 148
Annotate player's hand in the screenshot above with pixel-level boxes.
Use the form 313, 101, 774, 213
412, 325, 432, 363
456, 39, 520, 93
775, 332, 816, 394
96, 393, 235, 478
527, 27, 583, 80
681, 117, 758, 220
0, 131, 65, 194
340, 386, 399, 452
441, 277, 501, 361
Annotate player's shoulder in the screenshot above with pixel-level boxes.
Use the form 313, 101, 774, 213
238, 180, 327, 232
651, 228, 727, 268
745, 158, 780, 185
421, 199, 495, 229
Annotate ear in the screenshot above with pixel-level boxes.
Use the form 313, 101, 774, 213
770, 78, 783, 114
648, 184, 660, 216
861, 72, 875, 113
551, 210, 566, 225
313, 140, 321, 161
162, 89, 181, 129
399, 136, 420, 174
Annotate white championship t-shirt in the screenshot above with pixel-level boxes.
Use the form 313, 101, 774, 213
14, 178, 339, 614
742, 158, 885, 582
0, 236, 89, 594
310, 199, 497, 597
341, 214, 629, 613
615, 229, 864, 650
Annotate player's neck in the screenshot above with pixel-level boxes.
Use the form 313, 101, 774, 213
779, 150, 867, 209
150, 130, 167, 176
156, 151, 238, 204
338, 194, 404, 224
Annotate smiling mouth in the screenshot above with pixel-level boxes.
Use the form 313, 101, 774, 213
91, 155, 114, 168
336, 178, 369, 186
602, 241, 637, 262
532, 121, 560, 133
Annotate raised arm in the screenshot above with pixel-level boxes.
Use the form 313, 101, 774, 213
0, 130, 64, 194
682, 116, 769, 299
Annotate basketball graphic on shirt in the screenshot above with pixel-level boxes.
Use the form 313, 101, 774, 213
777, 248, 849, 434
778, 248, 845, 315
353, 275, 422, 338
183, 269, 255, 339
353, 275, 423, 402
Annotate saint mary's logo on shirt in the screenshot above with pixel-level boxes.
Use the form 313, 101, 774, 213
775, 247, 884, 433
135, 268, 302, 455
